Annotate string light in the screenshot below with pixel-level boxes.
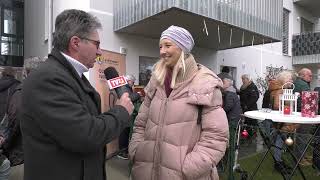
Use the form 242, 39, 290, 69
229, 28, 233, 46
218, 25, 221, 44
242, 31, 244, 46
203, 19, 208, 36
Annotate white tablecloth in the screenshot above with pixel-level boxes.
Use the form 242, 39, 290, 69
244, 110, 320, 124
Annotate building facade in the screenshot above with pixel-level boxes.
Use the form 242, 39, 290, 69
23, 1, 320, 90
25, 0, 284, 90
218, 0, 320, 90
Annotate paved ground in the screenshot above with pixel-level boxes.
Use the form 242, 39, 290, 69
8, 135, 263, 180
106, 157, 130, 180
9, 158, 131, 180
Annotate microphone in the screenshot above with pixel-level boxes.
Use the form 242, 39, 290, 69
104, 67, 140, 102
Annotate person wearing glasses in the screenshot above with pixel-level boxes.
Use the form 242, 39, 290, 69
20, 9, 134, 180
293, 68, 313, 166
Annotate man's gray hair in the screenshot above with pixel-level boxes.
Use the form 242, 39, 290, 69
125, 74, 136, 82
52, 9, 102, 51
298, 68, 312, 77
223, 78, 233, 86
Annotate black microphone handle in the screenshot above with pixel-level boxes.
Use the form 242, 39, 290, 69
114, 86, 140, 103
114, 86, 131, 99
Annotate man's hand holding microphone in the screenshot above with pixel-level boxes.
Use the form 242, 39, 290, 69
104, 67, 135, 115
117, 92, 134, 115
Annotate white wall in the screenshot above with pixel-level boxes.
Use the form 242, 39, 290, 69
90, 0, 112, 13
53, 0, 90, 17
192, 47, 218, 73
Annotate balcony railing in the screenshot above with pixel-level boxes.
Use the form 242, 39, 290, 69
292, 32, 320, 64
292, 32, 320, 56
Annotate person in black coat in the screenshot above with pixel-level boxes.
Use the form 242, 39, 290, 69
222, 78, 241, 127
239, 74, 259, 126
2, 84, 23, 167
0, 67, 20, 121
1, 59, 45, 172
0, 67, 20, 180
20, 9, 134, 180
239, 74, 259, 112
117, 74, 141, 160
221, 77, 241, 180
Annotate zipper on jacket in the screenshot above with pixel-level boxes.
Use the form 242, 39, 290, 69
153, 98, 168, 180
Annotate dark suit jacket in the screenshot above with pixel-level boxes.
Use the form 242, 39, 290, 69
20, 49, 130, 180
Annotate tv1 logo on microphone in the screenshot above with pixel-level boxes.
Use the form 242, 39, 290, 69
107, 76, 128, 90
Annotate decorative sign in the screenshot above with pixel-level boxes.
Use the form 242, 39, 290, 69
107, 76, 127, 89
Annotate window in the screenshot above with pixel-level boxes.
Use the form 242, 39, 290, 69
282, 8, 289, 55
0, 1, 24, 67
139, 56, 158, 86
300, 17, 314, 33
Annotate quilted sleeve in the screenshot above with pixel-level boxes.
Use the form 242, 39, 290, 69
182, 88, 229, 179
128, 80, 156, 161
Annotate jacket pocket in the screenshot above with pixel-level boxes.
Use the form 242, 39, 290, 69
180, 146, 189, 179
210, 166, 219, 180
134, 141, 149, 162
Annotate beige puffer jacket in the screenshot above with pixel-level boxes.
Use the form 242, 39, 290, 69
129, 55, 229, 180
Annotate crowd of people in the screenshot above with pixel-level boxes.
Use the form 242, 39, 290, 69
0, 9, 320, 180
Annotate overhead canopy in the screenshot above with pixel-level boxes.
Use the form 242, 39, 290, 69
115, 8, 280, 50
294, 0, 320, 17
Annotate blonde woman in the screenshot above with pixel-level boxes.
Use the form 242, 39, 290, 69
129, 26, 229, 180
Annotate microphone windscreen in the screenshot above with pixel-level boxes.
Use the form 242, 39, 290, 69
104, 67, 119, 80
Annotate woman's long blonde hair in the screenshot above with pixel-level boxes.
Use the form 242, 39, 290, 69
153, 52, 187, 88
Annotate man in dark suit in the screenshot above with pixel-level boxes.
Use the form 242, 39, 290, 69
20, 9, 133, 180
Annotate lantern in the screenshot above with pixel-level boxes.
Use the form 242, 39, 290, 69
279, 82, 298, 115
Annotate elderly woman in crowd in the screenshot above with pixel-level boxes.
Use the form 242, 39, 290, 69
239, 74, 259, 113
129, 25, 229, 180
239, 74, 260, 136
267, 71, 295, 174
